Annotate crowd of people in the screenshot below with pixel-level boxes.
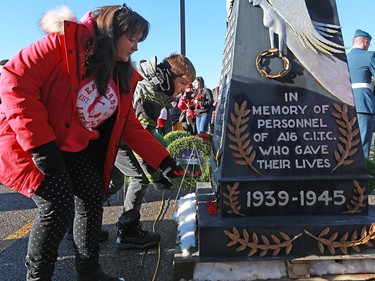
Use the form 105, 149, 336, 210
157, 76, 218, 137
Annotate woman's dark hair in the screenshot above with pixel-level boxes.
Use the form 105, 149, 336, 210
195, 76, 205, 88
85, 4, 149, 95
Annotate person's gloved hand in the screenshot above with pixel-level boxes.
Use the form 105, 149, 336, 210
151, 173, 173, 190
159, 155, 184, 178
32, 141, 66, 175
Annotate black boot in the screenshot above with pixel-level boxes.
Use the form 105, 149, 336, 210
77, 269, 124, 281
116, 209, 160, 250
76, 261, 124, 281
26, 262, 54, 281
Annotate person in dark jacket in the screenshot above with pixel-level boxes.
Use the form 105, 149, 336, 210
0, 5, 183, 281
108, 54, 196, 251
170, 98, 183, 131
193, 76, 214, 134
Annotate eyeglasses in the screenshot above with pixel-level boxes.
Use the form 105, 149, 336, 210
118, 3, 132, 12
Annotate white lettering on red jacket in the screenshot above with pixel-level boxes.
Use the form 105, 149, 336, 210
76, 80, 118, 130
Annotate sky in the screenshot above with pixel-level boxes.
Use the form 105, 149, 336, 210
0, 0, 374, 90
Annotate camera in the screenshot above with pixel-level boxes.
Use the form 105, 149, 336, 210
185, 92, 193, 100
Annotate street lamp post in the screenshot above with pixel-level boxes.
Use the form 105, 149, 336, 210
180, 0, 186, 55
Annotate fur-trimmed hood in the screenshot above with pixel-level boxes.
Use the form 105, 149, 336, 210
39, 6, 96, 36
39, 6, 77, 34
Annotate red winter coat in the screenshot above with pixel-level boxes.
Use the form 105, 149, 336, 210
0, 20, 169, 198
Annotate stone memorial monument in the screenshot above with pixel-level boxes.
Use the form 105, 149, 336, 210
197, 0, 375, 261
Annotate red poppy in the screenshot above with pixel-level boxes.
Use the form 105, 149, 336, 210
193, 170, 202, 177
208, 203, 218, 215
205, 200, 218, 215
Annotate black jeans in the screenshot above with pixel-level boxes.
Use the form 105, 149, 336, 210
26, 147, 104, 279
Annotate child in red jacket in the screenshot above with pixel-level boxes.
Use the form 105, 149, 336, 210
178, 83, 196, 134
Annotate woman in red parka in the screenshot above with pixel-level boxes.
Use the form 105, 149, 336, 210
0, 5, 183, 281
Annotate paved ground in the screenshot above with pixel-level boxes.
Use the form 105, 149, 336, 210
0, 183, 191, 281
96, 185, 190, 281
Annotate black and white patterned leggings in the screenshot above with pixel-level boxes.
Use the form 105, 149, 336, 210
26, 147, 104, 275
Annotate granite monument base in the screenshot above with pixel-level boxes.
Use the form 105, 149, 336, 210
173, 183, 375, 281
197, 184, 375, 259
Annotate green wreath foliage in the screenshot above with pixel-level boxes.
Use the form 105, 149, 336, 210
167, 135, 212, 189
164, 130, 190, 144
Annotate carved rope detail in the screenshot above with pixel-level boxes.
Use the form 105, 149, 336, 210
222, 182, 244, 216
304, 223, 375, 255
330, 103, 360, 173
344, 180, 367, 214
227, 101, 259, 174
224, 227, 303, 256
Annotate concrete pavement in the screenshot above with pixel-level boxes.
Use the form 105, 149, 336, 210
0, 183, 187, 281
